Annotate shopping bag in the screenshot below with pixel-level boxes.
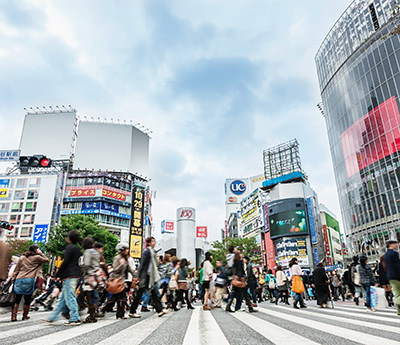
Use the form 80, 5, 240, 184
370, 286, 386, 309
0, 280, 16, 307
291, 276, 304, 294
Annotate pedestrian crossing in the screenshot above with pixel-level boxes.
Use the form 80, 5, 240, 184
0, 301, 399, 345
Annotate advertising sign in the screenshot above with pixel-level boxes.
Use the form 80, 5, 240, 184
263, 203, 269, 232
196, 226, 207, 238
177, 207, 195, 221
0, 150, 20, 161
314, 248, 319, 265
129, 186, 145, 259
264, 230, 275, 271
161, 220, 175, 234
225, 178, 250, 204
0, 179, 10, 198
269, 209, 308, 239
275, 237, 309, 267
323, 225, 331, 256
102, 189, 126, 201
70, 188, 97, 198
306, 198, 317, 244
33, 224, 49, 244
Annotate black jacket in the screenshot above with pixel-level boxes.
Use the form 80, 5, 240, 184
246, 262, 256, 281
383, 249, 400, 281
233, 259, 245, 278
56, 244, 81, 280
137, 248, 151, 287
313, 267, 328, 285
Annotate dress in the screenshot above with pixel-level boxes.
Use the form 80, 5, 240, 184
313, 267, 330, 306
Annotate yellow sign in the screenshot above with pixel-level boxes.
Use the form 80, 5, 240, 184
130, 235, 142, 259
0, 189, 8, 198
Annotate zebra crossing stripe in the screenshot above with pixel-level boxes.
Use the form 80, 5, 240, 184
182, 306, 200, 345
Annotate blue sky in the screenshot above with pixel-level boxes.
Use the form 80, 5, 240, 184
0, 0, 352, 241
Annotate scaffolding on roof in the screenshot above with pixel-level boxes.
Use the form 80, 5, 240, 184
263, 139, 307, 181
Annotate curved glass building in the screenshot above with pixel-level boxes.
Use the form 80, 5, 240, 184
316, 0, 400, 260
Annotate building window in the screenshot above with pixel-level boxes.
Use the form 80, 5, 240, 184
29, 178, 41, 187
14, 190, 26, 200
23, 214, 35, 224
25, 202, 37, 212
11, 202, 23, 212
20, 227, 32, 237
9, 215, 21, 224
16, 178, 27, 188
0, 203, 9, 212
27, 190, 39, 200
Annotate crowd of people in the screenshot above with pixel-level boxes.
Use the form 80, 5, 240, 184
1, 233, 400, 326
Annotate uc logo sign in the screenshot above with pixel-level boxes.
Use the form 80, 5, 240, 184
230, 180, 246, 195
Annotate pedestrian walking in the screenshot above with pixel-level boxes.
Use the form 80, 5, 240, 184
43, 231, 81, 326
158, 254, 173, 308
79, 237, 100, 323
350, 256, 361, 305
342, 265, 354, 300
383, 240, 400, 315
378, 254, 394, 307
313, 262, 330, 308
129, 237, 167, 318
265, 269, 278, 304
244, 256, 257, 307
289, 257, 307, 309
331, 271, 344, 301
175, 258, 194, 310
202, 252, 213, 310
225, 251, 256, 313
276, 265, 289, 305
11, 245, 49, 322
214, 259, 227, 308
358, 255, 377, 312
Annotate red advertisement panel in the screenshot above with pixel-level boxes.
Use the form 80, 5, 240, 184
70, 188, 96, 198
341, 96, 400, 177
323, 225, 331, 257
102, 189, 126, 201
196, 226, 207, 238
265, 230, 275, 271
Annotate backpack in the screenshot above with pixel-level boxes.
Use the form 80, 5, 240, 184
224, 265, 233, 277
268, 275, 276, 289
352, 265, 361, 286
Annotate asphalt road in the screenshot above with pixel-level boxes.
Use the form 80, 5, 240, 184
1, 299, 399, 345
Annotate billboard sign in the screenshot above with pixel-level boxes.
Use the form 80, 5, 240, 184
33, 224, 49, 244
177, 207, 195, 221
306, 198, 317, 244
269, 209, 308, 239
70, 188, 97, 198
275, 237, 309, 267
225, 178, 250, 204
196, 226, 207, 238
129, 186, 145, 259
102, 188, 127, 201
0, 179, 10, 198
161, 220, 175, 234
0, 150, 20, 161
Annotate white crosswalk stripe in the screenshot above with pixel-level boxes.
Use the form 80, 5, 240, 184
2, 301, 400, 344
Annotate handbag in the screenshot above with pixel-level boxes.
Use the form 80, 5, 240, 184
169, 274, 178, 291
105, 277, 125, 294
0, 280, 16, 307
231, 275, 246, 289
291, 275, 305, 294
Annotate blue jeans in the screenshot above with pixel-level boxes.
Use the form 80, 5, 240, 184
49, 278, 80, 322
142, 290, 150, 308
362, 283, 371, 308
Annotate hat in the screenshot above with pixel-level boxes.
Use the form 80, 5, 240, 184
116, 243, 129, 252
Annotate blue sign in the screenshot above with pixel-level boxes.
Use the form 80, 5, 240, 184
230, 180, 246, 195
102, 202, 119, 212
306, 198, 317, 244
0, 150, 19, 161
82, 201, 100, 210
314, 248, 319, 265
0, 179, 10, 188
60, 209, 130, 219
81, 202, 119, 213
325, 263, 344, 272
33, 224, 49, 244
161, 220, 166, 234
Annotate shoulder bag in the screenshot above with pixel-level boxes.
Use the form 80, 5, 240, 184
231, 275, 246, 289
0, 280, 16, 307
105, 277, 125, 294
169, 273, 178, 291
291, 275, 305, 294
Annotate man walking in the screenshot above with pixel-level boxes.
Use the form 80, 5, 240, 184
44, 231, 82, 326
383, 240, 400, 315
129, 237, 167, 318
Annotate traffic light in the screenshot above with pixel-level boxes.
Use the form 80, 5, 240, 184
0, 221, 13, 231
19, 155, 52, 168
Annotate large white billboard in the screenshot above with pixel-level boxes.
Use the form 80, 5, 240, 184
73, 122, 149, 176
225, 178, 250, 204
19, 112, 77, 160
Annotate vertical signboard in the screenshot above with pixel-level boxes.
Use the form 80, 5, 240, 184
323, 225, 332, 265
263, 203, 269, 232
33, 224, 49, 244
306, 198, 317, 244
314, 248, 319, 265
129, 186, 145, 259
265, 230, 275, 271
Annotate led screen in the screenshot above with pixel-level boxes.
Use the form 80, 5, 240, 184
269, 209, 307, 239
341, 96, 400, 177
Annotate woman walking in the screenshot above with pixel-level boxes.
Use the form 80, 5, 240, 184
276, 265, 289, 305
331, 271, 344, 301
265, 269, 278, 304
103, 243, 135, 319
378, 255, 394, 306
79, 237, 100, 323
176, 258, 194, 310
289, 257, 307, 309
158, 254, 173, 308
11, 245, 49, 321
358, 255, 377, 312
225, 252, 256, 313
202, 252, 213, 310
313, 262, 330, 308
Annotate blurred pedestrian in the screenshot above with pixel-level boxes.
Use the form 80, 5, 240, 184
358, 255, 377, 312
383, 240, 400, 314
313, 262, 330, 308
289, 257, 307, 309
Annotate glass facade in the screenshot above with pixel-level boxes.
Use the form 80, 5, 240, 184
316, 0, 400, 260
